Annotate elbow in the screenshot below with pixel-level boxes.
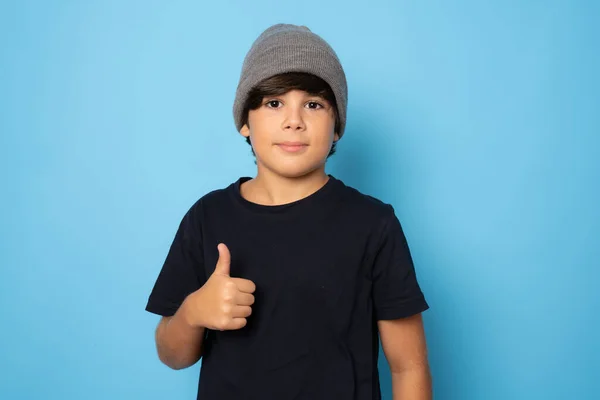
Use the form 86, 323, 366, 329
156, 345, 203, 370
158, 352, 201, 370
153, 315, 204, 370
163, 361, 189, 371
159, 353, 184, 370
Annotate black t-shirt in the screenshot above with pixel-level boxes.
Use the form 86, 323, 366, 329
145, 175, 429, 400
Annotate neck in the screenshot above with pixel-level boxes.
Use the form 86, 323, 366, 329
242, 165, 330, 206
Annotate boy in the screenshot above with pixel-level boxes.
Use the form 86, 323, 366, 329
145, 23, 431, 399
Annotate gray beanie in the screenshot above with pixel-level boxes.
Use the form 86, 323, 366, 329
232, 23, 348, 138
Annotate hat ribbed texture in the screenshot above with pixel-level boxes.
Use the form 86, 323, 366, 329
233, 23, 348, 137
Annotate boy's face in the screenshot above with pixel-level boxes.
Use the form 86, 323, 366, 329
240, 89, 339, 178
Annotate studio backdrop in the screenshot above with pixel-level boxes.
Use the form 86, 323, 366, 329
1, 1, 598, 399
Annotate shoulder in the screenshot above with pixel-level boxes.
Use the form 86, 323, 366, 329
335, 178, 405, 246
180, 180, 238, 223
336, 178, 396, 222
196, 185, 232, 209
335, 179, 407, 257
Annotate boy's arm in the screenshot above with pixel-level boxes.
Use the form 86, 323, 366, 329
154, 296, 206, 370
378, 313, 432, 400
152, 244, 256, 370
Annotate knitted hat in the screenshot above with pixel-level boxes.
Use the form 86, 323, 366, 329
232, 23, 348, 138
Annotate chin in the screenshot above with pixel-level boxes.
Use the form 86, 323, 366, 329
262, 158, 326, 179
274, 166, 318, 179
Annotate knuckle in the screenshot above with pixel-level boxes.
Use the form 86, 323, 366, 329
221, 303, 232, 314
218, 317, 230, 330
222, 289, 234, 302
224, 281, 237, 290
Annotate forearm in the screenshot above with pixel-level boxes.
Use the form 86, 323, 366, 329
391, 366, 432, 400
155, 297, 206, 370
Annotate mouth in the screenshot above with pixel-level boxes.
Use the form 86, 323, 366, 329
275, 142, 308, 153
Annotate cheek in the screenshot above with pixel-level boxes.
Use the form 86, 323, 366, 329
249, 130, 270, 150
248, 131, 275, 158
247, 120, 268, 143
316, 131, 335, 148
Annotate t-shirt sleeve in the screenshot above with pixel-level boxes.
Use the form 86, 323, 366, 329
372, 205, 429, 320
145, 201, 206, 317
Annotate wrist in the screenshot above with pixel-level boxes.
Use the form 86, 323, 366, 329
180, 292, 205, 330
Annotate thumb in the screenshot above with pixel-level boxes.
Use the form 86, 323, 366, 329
214, 243, 231, 276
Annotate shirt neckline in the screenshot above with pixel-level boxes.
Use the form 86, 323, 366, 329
230, 174, 341, 217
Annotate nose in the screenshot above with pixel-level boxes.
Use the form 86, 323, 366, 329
282, 106, 306, 131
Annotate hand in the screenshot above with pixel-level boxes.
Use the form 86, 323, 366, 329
183, 243, 256, 331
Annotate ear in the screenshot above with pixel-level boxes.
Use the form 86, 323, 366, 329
334, 132, 340, 142
240, 123, 250, 138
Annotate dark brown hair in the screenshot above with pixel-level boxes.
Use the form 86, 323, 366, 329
240, 72, 340, 158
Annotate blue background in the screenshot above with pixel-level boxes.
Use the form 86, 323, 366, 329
1, 1, 598, 399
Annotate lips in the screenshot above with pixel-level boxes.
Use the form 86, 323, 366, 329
276, 142, 308, 153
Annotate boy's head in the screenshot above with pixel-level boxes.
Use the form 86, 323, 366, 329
240, 71, 340, 155
232, 24, 348, 178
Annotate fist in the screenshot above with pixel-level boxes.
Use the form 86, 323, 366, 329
184, 243, 256, 331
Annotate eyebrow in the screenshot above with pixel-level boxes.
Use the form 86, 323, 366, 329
266, 93, 327, 99
264, 95, 330, 104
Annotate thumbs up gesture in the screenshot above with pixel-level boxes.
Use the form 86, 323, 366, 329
183, 243, 256, 331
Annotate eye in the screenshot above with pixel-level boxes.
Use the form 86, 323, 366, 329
264, 99, 325, 110
265, 100, 282, 108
